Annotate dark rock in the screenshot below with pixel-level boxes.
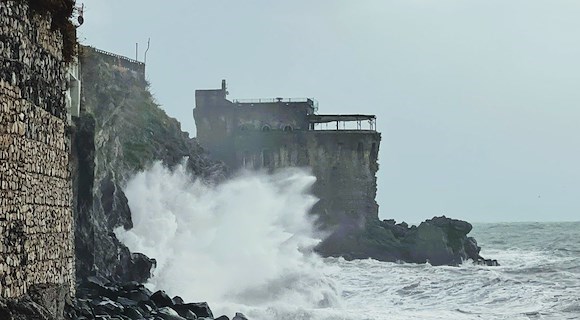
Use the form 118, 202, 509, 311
0, 295, 56, 320
172, 296, 185, 305
173, 303, 213, 319
92, 298, 124, 316
137, 300, 154, 314
116, 297, 138, 307
232, 312, 249, 320
150, 291, 174, 308
397, 221, 409, 229
154, 307, 186, 320
215, 316, 230, 320
317, 216, 498, 266
124, 289, 152, 304
179, 309, 198, 320
123, 306, 144, 319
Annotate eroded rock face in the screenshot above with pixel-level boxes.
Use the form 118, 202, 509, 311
71, 47, 226, 284
316, 216, 498, 266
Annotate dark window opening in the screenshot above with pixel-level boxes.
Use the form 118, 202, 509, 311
283, 125, 293, 132
262, 125, 271, 132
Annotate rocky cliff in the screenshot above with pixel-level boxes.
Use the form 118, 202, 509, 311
71, 46, 225, 284
73, 46, 495, 281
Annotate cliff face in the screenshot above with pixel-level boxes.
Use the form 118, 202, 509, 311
71, 47, 225, 283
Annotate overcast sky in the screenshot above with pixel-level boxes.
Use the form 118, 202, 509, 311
79, 0, 580, 223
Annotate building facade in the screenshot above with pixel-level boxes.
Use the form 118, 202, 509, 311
194, 81, 381, 229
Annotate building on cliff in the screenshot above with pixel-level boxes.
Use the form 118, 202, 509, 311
194, 80, 381, 229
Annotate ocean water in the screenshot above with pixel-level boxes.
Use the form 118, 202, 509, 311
118, 164, 580, 320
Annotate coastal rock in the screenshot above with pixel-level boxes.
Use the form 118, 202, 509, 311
233, 312, 249, 320
316, 216, 497, 266
71, 46, 226, 285
173, 303, 214, 319
150, 290, 174, 308
63, 280, 241, 320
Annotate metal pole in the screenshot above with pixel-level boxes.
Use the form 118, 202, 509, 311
144, 38, 151, 64
135, 43, 138, 61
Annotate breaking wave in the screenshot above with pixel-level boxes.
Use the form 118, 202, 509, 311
116, 162, 580, 319
115, 162, 341, 317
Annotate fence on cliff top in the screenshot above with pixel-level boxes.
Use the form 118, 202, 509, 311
85, 46, 146, 80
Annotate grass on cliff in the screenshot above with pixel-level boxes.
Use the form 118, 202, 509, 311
79, 47, 199, 176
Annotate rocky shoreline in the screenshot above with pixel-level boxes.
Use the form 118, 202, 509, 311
1, 278, 246, 320
316, 216, 499, 266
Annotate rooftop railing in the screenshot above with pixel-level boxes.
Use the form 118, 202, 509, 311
232, 97, 319, 112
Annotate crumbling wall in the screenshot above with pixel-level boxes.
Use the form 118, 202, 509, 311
0, 0, 74, 299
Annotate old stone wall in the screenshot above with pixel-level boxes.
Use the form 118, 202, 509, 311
0, 0, 74, 299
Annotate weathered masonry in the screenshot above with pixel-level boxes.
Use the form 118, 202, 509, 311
0, 0, 75, 300
194, 81, 381, 228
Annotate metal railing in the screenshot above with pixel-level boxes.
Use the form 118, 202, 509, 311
88, 47, 145, 66
232, 98, 319, 112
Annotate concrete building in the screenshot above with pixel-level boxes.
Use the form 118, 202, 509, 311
194, 80, 381, 229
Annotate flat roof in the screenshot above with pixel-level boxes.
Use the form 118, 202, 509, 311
308, 114, 376, 123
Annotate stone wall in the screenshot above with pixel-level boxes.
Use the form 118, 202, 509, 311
0, 0, 74, 299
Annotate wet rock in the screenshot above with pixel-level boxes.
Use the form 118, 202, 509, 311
179, 309, 198, 320
172, 296, 184, 305
154, 307, 186, 320
232, 312, 249, 320
215, 316, 230, 320
150, 290, 174, 308
317, 216, 498, 266
92, 298, 124, 316
123, 306, 144, 319
173, 303, 213, 319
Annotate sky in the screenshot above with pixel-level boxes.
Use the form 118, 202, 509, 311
78, 0, 580, 223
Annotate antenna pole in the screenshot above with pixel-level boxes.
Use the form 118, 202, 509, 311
135, 43, 138, 61
144, 38, 151, 64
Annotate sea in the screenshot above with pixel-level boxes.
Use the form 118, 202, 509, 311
117, 164, 580, 320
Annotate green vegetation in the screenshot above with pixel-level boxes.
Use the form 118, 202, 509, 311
79, 46, 200, 179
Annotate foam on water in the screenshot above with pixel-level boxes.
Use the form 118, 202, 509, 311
115, 162, 342, 318
117, 163, 580, 320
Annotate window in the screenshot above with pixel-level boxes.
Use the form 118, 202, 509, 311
283, 125, 293, 132
262, 125, 271, 131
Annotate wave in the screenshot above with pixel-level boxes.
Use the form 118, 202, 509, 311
115, 162, 341, 317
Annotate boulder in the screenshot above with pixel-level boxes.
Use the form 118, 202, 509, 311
173, 303, 213, 319
154, 307, 186, 320
150, 291, 174, 308
232, 312, 249, 320
316, 216, 498, 266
